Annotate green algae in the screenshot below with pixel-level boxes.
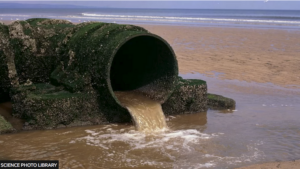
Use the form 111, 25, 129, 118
7, 19, 74, 84
207, 93, 236, 109
11, 83, 109, 129
49, 21, 178, 122
0, 115, 14, 134
162, 77, 207, 115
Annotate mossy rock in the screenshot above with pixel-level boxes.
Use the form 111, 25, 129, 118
10, 83, 112, 130
162, 77, 207, 115
207, 93, 236, 109
0, 115, 15, 134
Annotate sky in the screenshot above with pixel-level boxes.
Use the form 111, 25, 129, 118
1, 1, 300, 10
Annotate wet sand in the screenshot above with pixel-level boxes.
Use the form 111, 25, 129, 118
237, 160, 300, 169
1, 20, 300, 168
140, 24, 300, 89
144, 24, 300, 168
0, 20, 12, 25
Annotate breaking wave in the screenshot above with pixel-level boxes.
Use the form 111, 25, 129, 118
81, 13, 300, 25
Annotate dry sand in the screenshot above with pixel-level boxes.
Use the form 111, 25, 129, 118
2, 20, 300, 168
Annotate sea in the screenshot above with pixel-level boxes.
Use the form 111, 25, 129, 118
1, 8, 300, 29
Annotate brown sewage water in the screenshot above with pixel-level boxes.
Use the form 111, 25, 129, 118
114, 91, 167, 132
0, 72, 300, 169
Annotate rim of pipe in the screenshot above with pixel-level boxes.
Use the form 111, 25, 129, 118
107, 33, 178, 107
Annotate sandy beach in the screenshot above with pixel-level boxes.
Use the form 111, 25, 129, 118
143, 24, 300, 169
140, 24, 300, 89
1, 20, 300, 168
237, 160, 300, 169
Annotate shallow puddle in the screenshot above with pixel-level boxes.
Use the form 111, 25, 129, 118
0, 72, 300, 168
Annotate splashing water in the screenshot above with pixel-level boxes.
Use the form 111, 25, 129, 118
114, 91, 168, 132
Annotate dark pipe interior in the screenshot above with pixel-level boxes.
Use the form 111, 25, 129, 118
0, 89, 10, 104
110, 35, 176, 91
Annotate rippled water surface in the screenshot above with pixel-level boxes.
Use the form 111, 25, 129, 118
0, 73, 299, 169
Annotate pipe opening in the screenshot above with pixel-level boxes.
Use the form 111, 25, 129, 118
110, 35, 177, 93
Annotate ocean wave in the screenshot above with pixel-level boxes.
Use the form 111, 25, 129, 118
81, 13, 300, 25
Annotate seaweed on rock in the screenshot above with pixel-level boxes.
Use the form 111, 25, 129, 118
162, 77, 207, 115
0, 115, 15, 134
207, 93, 236, 109
11, 83, 109, 129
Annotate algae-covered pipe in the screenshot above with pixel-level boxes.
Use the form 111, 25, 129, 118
1, 19, 74, 102
7, 18, 74, 84
0, 23, 18, 102
51, 21, 179, 122
1, 19, 178, 122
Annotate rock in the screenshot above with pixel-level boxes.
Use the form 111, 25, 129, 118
11, 83, 109, 130
162, 77, 207, 115
207, 93, 236, 109
0, 115, 15, 134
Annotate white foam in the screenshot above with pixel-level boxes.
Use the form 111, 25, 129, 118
71, 128, 216, 153
200, 141, 264, 167
80, 13, 300, 25
68, 128, 265, 168
0, 14, 31, 17
193, 163, 215, 168
56, 131, 73, 135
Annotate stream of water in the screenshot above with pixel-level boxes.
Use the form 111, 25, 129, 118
114, 91, 167, 132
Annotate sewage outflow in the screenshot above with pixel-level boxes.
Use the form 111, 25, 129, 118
114, 91, 168, 132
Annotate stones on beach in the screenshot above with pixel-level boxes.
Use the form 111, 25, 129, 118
10, 83, 108, 130
162, 76, 208, 115
207, 93, 236, 109
0, 115, 15, 134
